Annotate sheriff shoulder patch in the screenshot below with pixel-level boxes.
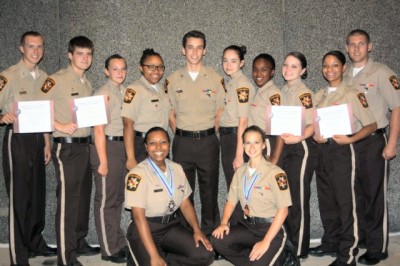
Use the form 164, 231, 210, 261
124, 88, 136, 103
275, 173, 288, 191
357, 93, 369, 108
389, 75, 400, 90
236, 87, 250, 103
164, 79, 169, 93
299, 93, 313, 109
269, 94, 281, 106
127, 174, 141, 191
0, 75, 8, 92
41, 77, 56, 93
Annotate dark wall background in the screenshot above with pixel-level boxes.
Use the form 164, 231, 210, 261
1, 0, 399, 244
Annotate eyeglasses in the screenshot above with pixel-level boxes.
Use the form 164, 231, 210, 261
142, 64, 165, 71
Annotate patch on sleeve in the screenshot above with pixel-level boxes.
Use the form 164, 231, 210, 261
236, 87, 250, 103
389, 75, 400, 90
126, 174, 141, 191
164, 79, 169, 93
124, 88, 136, 103
221, 78, 226, 92
0, 75, 8, 92
269, 94, 281, 106
41, 77, 56, 93
275, 173, 288, 191
299, 93, 313, 109
357, 93, 369, 108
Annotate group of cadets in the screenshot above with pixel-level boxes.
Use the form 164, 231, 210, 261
0, 28, 398, 266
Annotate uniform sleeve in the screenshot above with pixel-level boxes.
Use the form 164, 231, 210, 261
37, 76, 57, 101
271, 170, 292, 209
125, 170, 147, 209
166, 75, 177, 109
215, 75, 226, 110
120, 86, 138, 120
0, 74, 11, 111
227, 170, 240, 205
300, 90, 315, 126
350, 92, 376, 127
178, 165, 192, 199
314, 88, 325, 107
236, 81, 255, 118
378, 67, 400, 110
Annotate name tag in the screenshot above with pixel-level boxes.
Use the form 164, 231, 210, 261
19, 91, 27, 95
151, 99, 159, 103
71, 92, 79, 96
154, 188, 163, 193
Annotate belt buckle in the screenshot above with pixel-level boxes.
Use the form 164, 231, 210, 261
247, 216, 256, 225
193, 131, 201, 140
161, 214, 171, 224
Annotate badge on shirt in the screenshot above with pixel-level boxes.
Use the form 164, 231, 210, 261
203, 89, 216, 97
389, 75, 400, 90
299, 93, 313, 109
357, 93, 369, 108
124, 88, 136, 103
0, 75, 8, 92
164, 79, 169, 93
221, 78, 226, 92
236, 87, 250, 103
41, 77, 56, 93
275, 173, 288, 191
127, 174, 141, 191
269, 94, 281, 106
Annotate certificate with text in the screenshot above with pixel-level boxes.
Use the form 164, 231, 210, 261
13, 100, 54, 133
265, 106, 305, 136
314, 104, 354, 138
71, 95, 109, 128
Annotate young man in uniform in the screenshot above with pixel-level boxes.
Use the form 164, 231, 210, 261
39, 36, 100, 266
166, 30, 225, 237
0, 31, 55, 266
345, 29, 400, 265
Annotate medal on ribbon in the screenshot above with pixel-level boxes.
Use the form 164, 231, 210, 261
243, 169, 259, 218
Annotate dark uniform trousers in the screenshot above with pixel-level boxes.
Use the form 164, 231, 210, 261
354, 131, 388, 255
282, 138, 316, 257
52, 142, 92, 265
90, 140, 127, 256
134, 135, 147, 163
126, 219, 214, 266
316, 142, 358, 264
172, 134, 220, 235
211, 220, 286, 266
3, 128, 48, 265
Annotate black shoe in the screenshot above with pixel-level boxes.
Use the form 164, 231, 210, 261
328, 259, 355, 266
298, 253, 308, 259
57, 259, 83, 266
309, 245, 337, 257
29, 245, 57, 258
102, 248, 128, 263
358, 252, 388, 265
214, 252, 224, 260
76, 245, 101, 256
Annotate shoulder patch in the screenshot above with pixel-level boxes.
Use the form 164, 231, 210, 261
299, 93, 313, 109
127, 174, 141, 191
0, 75, 8, 92
389, 75, 400, 90
275, 173, 288, 191
41, 77, 56, 93
164, 79, 169, 93
236, 87, 250, 103
269, 94, 281, 106
124, 88, 136, 103
221, 78, 226, 92
357, 93, 369, 108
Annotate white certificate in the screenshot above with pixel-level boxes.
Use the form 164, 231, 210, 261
13, 100, 54, 133
265, 106, 305, 136
71, 95, 109, 128
315, 104, 353, 138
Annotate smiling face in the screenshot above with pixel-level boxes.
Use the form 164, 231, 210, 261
252, 58, 275, 87
346, 34, 372, 67
282, 55, 305, 85
105, 58, 127, 86
182, 37, 206, 67
243, 130, 265, 160
68, 47, 93, 73
145, 130, 170, 166
20, 35, 44, 69
222, 49, 244, 77
322, 54, 346, 87
140, 55, 164, 85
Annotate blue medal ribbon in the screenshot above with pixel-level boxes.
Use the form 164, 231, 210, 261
147, 158, 174, 198
243, 169, 259, 204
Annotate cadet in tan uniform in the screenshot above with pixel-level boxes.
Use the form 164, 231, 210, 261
344, 29, 400, 265
0, 31, 55, 266
212, 125, 292, 266
90, 54, 128, 263
280, 52, 317, 259
39, 36, 99, 266
249, 53, 284, 164
121, 48, 170, 170
311, 51, 377, 266
166, 30, 225, 235
125, 127, 214, 266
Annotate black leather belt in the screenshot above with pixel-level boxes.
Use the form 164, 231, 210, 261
106, 135, 124, 141
245, 216, 273, 225
175, 128, 215, 139
53, 137, 91, 144
134, 131, 146, 138
219, 127, 238, 136
147, 212, 176, 224
374, 128, 386, 135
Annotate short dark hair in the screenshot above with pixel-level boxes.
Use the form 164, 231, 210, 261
346, 29, 371, 45
223, 45, 247, 61
139, 48, 163, 66
105, 54, 126, 69
285, 51, 308, 79
144, 127, 170, 144
253, 53, 276, 70
68, 36, 94, 54
242, 125, 266, 143
20, 31, 44, 46
322, 50, 346, 66
182, 30, 206, 48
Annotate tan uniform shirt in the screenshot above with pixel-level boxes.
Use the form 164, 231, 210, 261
315, 83, 376, 132
125, 158, 192, 217
166, 66, 225, 130
282, 79, 315, 125
227, 158, 292, 218
345, 59, 400, 129
248, 80, 282, 130
0, 59, 47, 112
220, 70, 255, 127
120, 76, 170, 132
39, 65, 93, 137
94, 80, 125, 136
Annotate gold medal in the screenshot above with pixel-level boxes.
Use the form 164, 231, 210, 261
168, 200, 175, 213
